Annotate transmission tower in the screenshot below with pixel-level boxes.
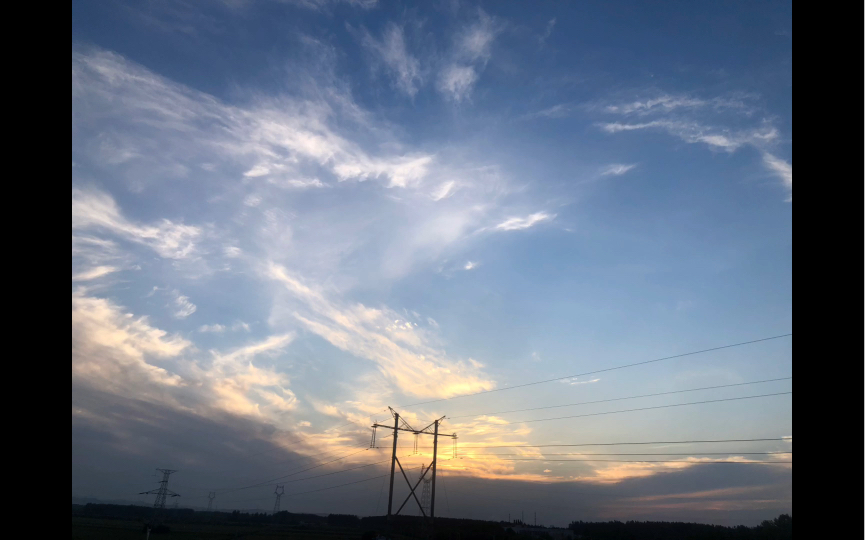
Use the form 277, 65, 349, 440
273, 484, 285, 514
372, 407, 457, 522
139, 469, 180, 510
420, 472, 431, 515
207, 492, 216, 511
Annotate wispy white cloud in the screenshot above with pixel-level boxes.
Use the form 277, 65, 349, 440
599, 120, 777, 152
464, 261, 478, 270
72, 47, 537, 287
70, 47, 558, 451
524, 103, 575, 119
203, 333, 299, 416
232, 321, 251, 332
538, 18, 556, 46
72, 291, 190, 395
172, 291, 197, 318
603, 93, 755, 116
431, 180, 457, 201
74, 285, 301, 423
72, 48, 435, 191
362, 23, 422, 97
72, 265, 119, 282
268, 263, 495, 398
762, 153, 792, 201
494, 211, 555, 231
457, 11, 498, 63
289, 0, 379, 10
72, 236, 123, 269
212, 332, 294, 365
72, 187, 201, 259
438, 64, 479, 102
281, 177, 327, 189
598, 90, 790, 200
605, 96, 707, 115
559, 377, 601, 386
199, 324, 226, 333
437, 10, 500, 102
601, 163, 637, 176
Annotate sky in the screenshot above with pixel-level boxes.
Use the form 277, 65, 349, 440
71, 0, 792, 527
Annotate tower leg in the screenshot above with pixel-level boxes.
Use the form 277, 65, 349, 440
387, 413, 399, 517
430, 420, 439, 521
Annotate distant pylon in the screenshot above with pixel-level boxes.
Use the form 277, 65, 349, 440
273, 484, 285, 514
139, 469, 180, 510
420, 466, 431, 515
207, 492, 216, 511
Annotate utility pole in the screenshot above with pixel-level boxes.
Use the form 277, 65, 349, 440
372, 408, 457, 522
207, 492, 216, 511
139, 469, 180, 510
273, 485, 285, 514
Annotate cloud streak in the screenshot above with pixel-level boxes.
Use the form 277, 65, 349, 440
72, 187, 201, 259
762, 153, 792, 201
597, 91, 791, 199
362, 23, 422, 97
268, 262, 495, 399
494, 211, 555, 231
437, 10, 500, 102
601, 163, 637, 176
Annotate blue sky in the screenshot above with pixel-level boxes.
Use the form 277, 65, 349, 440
72, 0, 792, 525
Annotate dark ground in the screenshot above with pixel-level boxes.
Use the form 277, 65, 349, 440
71, 504, 791, 540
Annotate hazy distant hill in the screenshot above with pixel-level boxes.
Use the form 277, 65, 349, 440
72, 496, 148, 507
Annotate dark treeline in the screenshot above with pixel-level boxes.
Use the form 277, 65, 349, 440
72, 504, 790, 540
568, 515, 791, 540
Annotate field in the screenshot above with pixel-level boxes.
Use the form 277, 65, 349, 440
71, 516, 410, 540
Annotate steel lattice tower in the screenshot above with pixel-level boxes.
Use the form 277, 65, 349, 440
139, 469, 180, 509
420, 476, 431, 515
372, 407, 457, 522
273, 485, 285, 514
207, 492, 216, 511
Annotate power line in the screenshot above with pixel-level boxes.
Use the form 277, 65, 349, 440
200, 425, 375, 486
457, 437, 791, 449
179, 447, 348, 495
279, 460, 392, 484
201, 465, 428, 509
440, 467, 450, 516
217, 446, 372, 494
213, 446, 368, 493
487, 391, 791, 425
379, 438, 793, 452
463, 452, 791, 456
374, 475, 387, 515
325, 411, 388, 434
448, 377, 791, 419
215, 448, 429, 498
271, 452, 436, 488
398, 333, 792, 408
453, 458, 791, 463
282, 464, 426, 499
